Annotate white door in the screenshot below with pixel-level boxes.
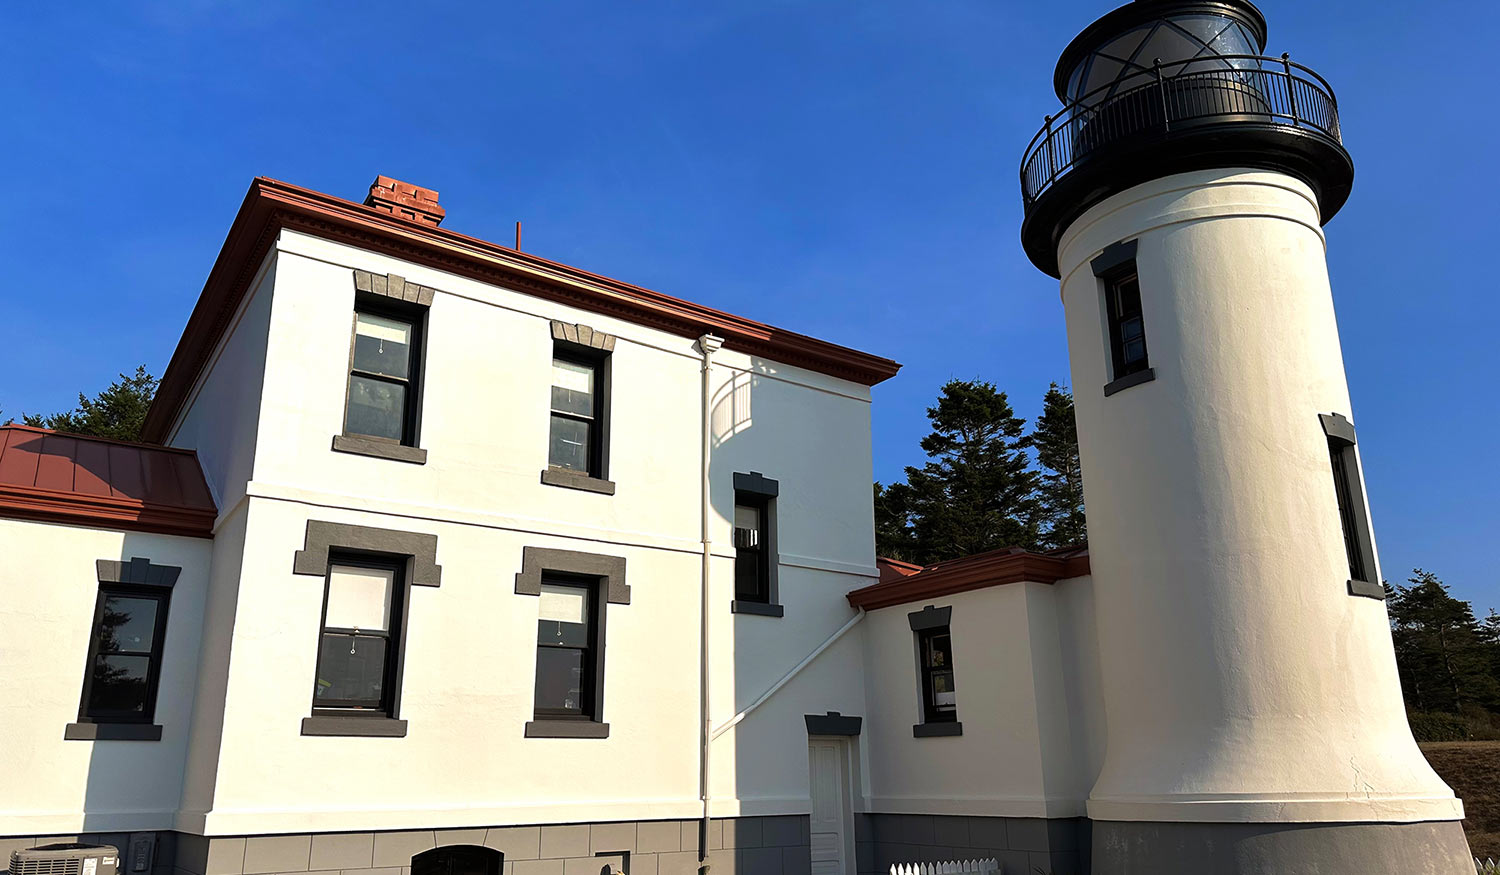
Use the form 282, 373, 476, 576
808, 738, 852, 875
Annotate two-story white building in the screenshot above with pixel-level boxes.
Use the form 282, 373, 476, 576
1, 174, 1110, 875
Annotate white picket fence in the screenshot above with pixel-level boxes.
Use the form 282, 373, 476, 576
1478, 858, 1499, 874
890, 859, 999, 875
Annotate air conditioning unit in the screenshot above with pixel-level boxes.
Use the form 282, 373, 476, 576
10, 844, 119, 875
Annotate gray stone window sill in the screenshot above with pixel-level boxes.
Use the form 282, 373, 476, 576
1103, 368, 1155, 397
731, 600, 785, 618
913, 721, 963, 738
1348, 579, 1386, 600
332, 434, 428, 465
64, 722, 162, 741
540, 467, 616, 495
525, 720, 610, 739
301, 715, 409, 737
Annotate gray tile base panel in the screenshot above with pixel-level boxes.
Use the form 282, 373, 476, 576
2, 817, 811, 875
1089, 819, 1474, 875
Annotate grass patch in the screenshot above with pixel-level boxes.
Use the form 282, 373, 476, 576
1421, 741, 1500, 860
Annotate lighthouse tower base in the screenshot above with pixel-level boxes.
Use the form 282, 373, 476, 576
1091, 819, 1474, 874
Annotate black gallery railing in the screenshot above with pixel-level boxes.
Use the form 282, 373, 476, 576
1020, 54, 1343, 207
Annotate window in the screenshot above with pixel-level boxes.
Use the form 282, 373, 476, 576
1092, 239, 1155, 396
548, 350, 606, 478
534, 575, 602, 721
79, 586, 170, 724
918, 628, 958, 724
1105, 270, 1149, 379
313, 557, 405, 714
345, 304, 422, 445
731, 472, 782, 617
734, 500, 768, 602
1321, 413, 1382, 599
909, 604, 961, 737
412, 847, 501, 875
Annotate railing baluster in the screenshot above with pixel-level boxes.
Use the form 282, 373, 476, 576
1281, 53, 1299, 126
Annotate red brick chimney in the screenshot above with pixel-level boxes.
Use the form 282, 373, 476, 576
364, 175, 445, 226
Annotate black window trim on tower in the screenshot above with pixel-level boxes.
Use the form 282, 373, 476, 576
910, 605, 962, 737
731, 471, 783, 618
1321, 413, 1384, 600
65, 558, 180, 742
334, 276, 430, 465
515, 546, 629, 738
1093, 239, 1156, 396
293, 520, 444, 737
543, 321, 616, 495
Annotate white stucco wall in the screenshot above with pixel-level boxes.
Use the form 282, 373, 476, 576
0, 519, 212, 835
859, 580, 1092, 819
1057, 168, 1459, 824
168, 228, 879, 834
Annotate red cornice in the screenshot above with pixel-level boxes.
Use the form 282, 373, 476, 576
142, 177, 902, 443
847, 549, 1091, 610
0, 484, 216, 539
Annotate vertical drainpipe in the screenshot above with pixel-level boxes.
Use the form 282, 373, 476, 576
696, 334, 724, 873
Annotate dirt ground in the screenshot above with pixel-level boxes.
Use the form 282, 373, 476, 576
1422, 741, 1500, 860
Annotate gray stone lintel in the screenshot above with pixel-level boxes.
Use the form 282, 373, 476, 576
550, 320, 616, 352
96, 558, 180, 588
515, 546, 629, 605
1091, 238, 1138, 277
540, 466, 616, 495
1103, 367, 1156, 397
524, 720, 611, 739
293, 520, 442, 587
733, 471, 779, 498
805, 711, 862, 736
301, 715, 408, 737
1320, 411, 1358, 446
354, 270, 436, 307
908, 604, 952, 632
64, 722, 163, 741
332, 434, 428, 465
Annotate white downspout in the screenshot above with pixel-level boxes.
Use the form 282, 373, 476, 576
696, 334, 724, 872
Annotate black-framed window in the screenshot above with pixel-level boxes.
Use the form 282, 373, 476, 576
413, 846, 501, 875
79, 585, 171, 723
345, 302, 423, 446
1321, 413, 1381, 599
313, 556, 405, 714
734, 496, 770, 604
534, 573, 603, 721
549, 348, 607, 478
1104, 269, 1149, 379
917, 627, 958, 724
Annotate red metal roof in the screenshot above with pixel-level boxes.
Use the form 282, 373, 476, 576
142, 176, 903, 442
850, 545, 1091, 610
0, 425, 216, 538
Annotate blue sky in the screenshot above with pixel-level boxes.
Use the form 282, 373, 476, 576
2, 1, 1495, 608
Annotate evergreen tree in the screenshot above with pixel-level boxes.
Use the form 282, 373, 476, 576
1387, 569, 1500, 714
1028, 383, 1086, 548
23, 366, 158, 442
895, 379, 1041, 563
873, 481, 919, 563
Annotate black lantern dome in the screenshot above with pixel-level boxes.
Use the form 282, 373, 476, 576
1019, 0, 1354, 276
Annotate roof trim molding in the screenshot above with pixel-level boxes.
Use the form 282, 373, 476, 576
847, 549, 1090, 610
143, 177, 901, 442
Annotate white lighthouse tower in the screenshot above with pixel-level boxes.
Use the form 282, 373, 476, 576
1019, 1, 1473, 872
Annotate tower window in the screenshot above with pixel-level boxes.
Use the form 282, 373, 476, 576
731, 472, 783, 617
908, 605, 962, 737
534, 575, 603, 721
1092, 239, 1156, 396
345, 304, 423, 445
313, 557, 406, 713
1320, 413, 1383, 600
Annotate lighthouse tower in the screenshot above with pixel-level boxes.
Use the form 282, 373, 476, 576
1018, 2, 1472, 872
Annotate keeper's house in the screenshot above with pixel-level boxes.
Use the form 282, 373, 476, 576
0, 175, 1100, 875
